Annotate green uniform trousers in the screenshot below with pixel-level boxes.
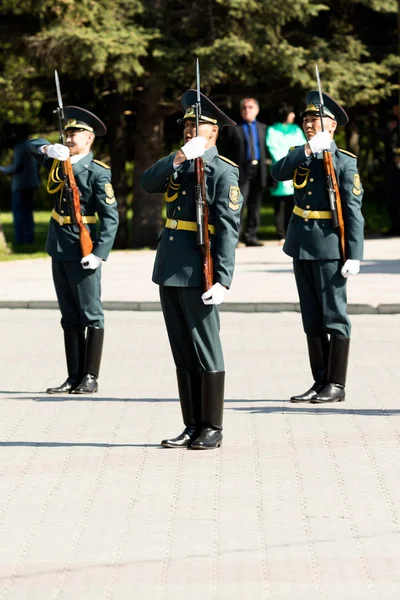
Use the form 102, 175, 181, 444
159, 286, 224, 372
293, 259, 351, 338
52, 259, 104, 331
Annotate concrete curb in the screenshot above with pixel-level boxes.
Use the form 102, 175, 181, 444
1, 300, 400, 314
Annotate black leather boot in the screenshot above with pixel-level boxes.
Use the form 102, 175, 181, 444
161, 370, 201, 448
291, 335, 329, 402
46, 329, 85, 394
70, 327, 104, 394
190, 371, 224, 450
312, 335, 350, 404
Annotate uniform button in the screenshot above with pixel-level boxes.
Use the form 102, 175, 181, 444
310, 178, 314, 182
169, 236, 174, 241
63, 198, 66, 202
308, 191, 312, 195
177, 206, 181, 211
61, 210, 64, 214
306, 205, 310, 209
304, 219, 309, 222
182, 190, 187, 195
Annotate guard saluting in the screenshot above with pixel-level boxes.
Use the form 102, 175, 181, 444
28, 105, 119, 394
141, 89, 242, 449
272, 90, 364, 404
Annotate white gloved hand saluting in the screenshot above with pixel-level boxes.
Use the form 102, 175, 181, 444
201, 282, 226, 306
307, 131, 332, 154
81, 253, 102, 270
46, 143, 70, 161
181, 136, 207, 161
341, 259, 360, 278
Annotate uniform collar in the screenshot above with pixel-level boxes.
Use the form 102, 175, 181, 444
203, 145, 218, 161
72, 151, 93, 175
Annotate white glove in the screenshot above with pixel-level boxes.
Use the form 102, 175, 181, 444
308, 131, 332, 154
81, 253, 102, 270
201, 282, 226, 306
47, 143, 70, 161
341, 259, 360, 278
181, 136, 207, 161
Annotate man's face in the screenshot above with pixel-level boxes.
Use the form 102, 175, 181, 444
64, 129, 94, 156
302, 114, 337, 140
183, 120, 217, 146
241, 99, 259, 123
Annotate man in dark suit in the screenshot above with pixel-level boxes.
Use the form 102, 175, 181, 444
219, 97, 267, 246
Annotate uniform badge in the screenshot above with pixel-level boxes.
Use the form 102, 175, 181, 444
229, 186, 240, 211
352, 173, 362, 196
105, 182, 116, 204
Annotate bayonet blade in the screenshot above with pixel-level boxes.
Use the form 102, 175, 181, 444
196, 58, 201, 104
315, 64, 324, 108
55, 70, 63, 110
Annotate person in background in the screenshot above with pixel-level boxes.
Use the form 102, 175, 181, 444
266, 104, 306, 243
219, 97, 267, 246
0, 124, 41, 245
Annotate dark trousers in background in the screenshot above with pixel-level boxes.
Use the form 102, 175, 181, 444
273, 194, 295, 240
12, 188, 36, 244
159, 286, 224, 372
52, 259, 104, 331
293, 259, 351, 338
240, 163, 265, 242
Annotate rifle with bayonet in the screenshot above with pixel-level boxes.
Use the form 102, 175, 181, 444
53, 70, 93, 258
315, 65, 346, 263
194, 58, 213, 292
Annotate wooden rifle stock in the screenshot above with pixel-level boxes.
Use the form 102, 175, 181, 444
62, 159, 93, 258
322, 150, 346, 263
195, 156, 213, 292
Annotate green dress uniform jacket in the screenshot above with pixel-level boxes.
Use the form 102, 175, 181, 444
272, 142, 364, 260
28, 138, 119, 262
140, 145, 242, 373
140, 145, 242, 289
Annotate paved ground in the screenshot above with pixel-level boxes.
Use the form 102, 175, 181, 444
1, 309, 400, 599
1, 236, 400, 312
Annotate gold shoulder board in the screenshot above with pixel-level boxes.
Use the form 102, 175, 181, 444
218, 155, 239, 168
93, 159, 111, 169
338, 149, 357, 159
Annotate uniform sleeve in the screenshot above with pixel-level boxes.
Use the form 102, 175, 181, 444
0, 143, 21, 175
271, 145, 308, 181
339, 158, 364, 260
26, 138, 54, 171
93, 169, 119, 261
140, 153, 177, 193
213, 165, 242, 288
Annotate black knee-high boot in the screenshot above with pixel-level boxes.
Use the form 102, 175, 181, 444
190, 371, 225, 450
312, 335, 350, 403
290, 335, 329, 402
70, 327, 104, 394
161, 370, 201, 448
46, 329, 85, 394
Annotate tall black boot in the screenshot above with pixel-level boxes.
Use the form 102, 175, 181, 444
46, 329, 85, 394
312, 335, 350, 404
291, 335, 329, 402
190, 371, 224, 450
161, 370, 201, 448
70, 327, 104, 394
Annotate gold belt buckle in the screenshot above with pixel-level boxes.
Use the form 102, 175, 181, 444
170, 219, 178, 230
59, 215, 65, 226
302, 209, 310, 219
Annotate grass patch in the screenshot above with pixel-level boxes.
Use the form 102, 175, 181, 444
0, 211, 49, 261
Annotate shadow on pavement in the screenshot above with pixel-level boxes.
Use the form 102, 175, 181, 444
4, 396, 177, 403
0, 441, 160, 448
229, 404, 400, 416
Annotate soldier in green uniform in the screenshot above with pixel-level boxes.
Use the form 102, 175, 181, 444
141, 90, 242, 449
28, 107, 119, 395
272, 91, 364, 404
